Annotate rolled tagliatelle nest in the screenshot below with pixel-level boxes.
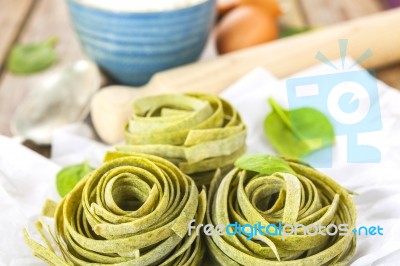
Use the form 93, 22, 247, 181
206, 156, 357, 265
116, 93, 247, 186
23, 152, 206, 266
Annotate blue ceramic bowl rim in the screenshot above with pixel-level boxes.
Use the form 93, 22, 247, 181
68, 0, 214, 15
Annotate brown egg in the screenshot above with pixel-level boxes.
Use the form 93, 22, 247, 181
240, 0, 282, 18
217, 0, 239, 16
216, 5, 278, 54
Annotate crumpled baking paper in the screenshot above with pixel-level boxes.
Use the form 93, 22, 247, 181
1, 59, 400, 265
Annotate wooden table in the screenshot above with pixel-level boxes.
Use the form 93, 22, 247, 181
0, 0, 399, 157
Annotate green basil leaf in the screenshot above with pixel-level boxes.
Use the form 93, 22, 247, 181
234, 154, 296, 175
25, 154, 206, 265
56, 161, 94, 197
7, 37, 58, 75
264, 98, 335, 158
279, 27, 313, 38
206, 156, 357, 264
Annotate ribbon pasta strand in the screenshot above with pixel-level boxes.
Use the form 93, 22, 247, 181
24, 153, 206, 266
206, 156, 357, 265
117, 93, 247, 186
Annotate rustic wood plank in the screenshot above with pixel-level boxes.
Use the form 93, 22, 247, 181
0, 0, 87, 137
0, 0, 397, 159
24, 141, 51, 158
300, 0, 384, 26
377, 63, 400, 91
300, 0, 345, 25
280, 0, 308, 28
340, 0, 384, 19
0, 0, 35, 71
299, 0, 400, 91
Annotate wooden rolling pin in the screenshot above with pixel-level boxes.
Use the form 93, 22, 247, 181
92, 8, 400, 144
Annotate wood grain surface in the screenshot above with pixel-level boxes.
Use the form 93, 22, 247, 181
0, 0, 88, 155
0, 0, 87, 135
301, 0, 384, 25
0, 0, 34, 71
0, 0, 399, 157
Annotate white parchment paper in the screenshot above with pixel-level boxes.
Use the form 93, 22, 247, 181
1, 59, 400, 265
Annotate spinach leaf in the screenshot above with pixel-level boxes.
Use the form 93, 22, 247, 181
264, 98, 334, 158
279, 27, 313, 38
7, 37, 58, 75
56, 161, 94, 197
234, 154, 295, 175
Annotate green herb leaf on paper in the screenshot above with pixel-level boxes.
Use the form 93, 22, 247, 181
56, 161, 94, 197
7, 37, 58, 75
264, 98, 335, 158
234, 154, 295, 175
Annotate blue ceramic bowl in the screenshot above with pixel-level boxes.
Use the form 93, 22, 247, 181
66, 0, 215, 86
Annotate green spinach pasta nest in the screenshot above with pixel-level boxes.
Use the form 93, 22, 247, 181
24, 152, 206, 266
206, 155, 357, 265
117, 93, 247, 186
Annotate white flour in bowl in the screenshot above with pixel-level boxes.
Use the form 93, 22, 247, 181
77, 0, 208, 12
